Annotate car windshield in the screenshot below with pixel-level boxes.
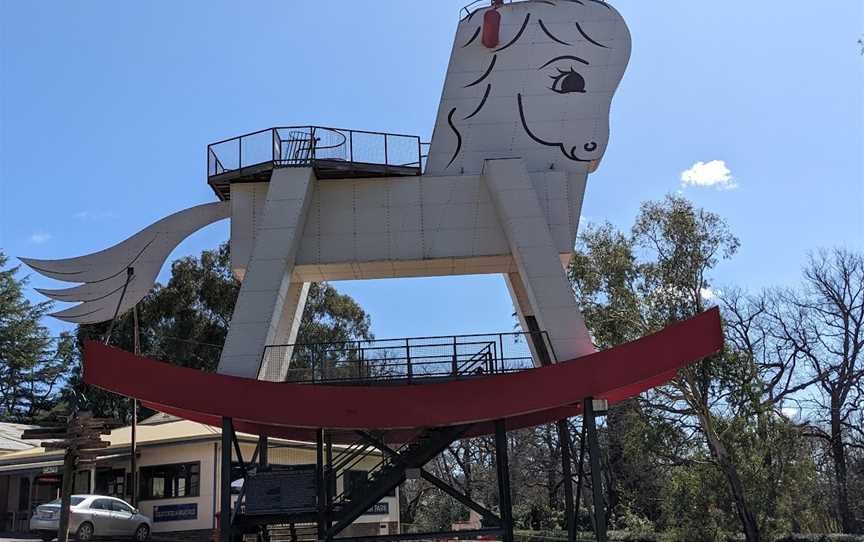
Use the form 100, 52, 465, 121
46, 497, 86, 506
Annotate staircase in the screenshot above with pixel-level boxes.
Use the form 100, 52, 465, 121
234, 425, 472, 541
457, 343, 494, 375
325, 425, 472, 538
267, 522, 318, 542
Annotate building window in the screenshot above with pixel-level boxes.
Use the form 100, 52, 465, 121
140, 462, 200, 501
344, 469, 367, 499
95, 469, 125, 498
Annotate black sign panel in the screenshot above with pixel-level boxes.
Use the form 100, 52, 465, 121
153, 503, 198, 523
363, 502, 389, 516
244, 465, 317, 516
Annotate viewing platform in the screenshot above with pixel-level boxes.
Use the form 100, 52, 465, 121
258, 331, 556, 384
207, 126, 426, 200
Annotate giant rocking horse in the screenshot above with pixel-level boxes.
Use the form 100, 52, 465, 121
24, 2, 722, 541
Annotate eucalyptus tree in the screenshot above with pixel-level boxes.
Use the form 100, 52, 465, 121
569, 196, 763, 541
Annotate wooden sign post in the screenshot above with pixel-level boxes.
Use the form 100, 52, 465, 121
22, 412, 115, 542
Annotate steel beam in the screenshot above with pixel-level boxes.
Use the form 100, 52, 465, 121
316, 429, 327, 541
494, 420, 514, 542
220, 417, 234, 542
420, 469, 501, 526
583, 398, 607, 542
325, 431, 334, 531
259, 435, 268, 468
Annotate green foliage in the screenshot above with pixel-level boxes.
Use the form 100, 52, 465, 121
0, 251, 73, 421
409, 489, 466, 532
568, 195, 828, 540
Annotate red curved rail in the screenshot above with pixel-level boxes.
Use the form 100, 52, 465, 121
84, 308, 722, 439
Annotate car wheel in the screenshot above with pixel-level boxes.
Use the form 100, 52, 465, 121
134, 523, 150, 542
76, 521, 95, 541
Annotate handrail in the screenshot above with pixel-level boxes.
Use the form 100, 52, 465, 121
460, 0, 488, 20
267, 330, 552, 349
207, 125, 423, 180
209, 125, 421, 147
260, 331, 556, 385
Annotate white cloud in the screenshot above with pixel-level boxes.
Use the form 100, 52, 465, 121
700, 287, 716, 300
29, 233, 52, 244
74, 210, 117, 220
680, 160, 737, 190
781, 407, 799, 419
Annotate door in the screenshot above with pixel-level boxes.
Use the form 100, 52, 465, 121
88, 498, 117, 536
0, 476, 9, 531
109, 499, 137, 536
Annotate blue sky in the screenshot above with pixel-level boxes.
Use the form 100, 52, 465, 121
1, 0, 862, 340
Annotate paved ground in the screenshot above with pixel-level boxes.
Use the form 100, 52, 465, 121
0, 536, 132, 542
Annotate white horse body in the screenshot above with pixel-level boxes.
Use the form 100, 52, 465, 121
24, 0, 632, 382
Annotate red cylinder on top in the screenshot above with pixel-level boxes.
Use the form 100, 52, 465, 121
482, 9, 501, 48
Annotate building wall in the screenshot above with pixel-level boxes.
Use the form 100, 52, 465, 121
134, 440, 219, 534
240, 441, 400, 529
0, 436, 400, 535
114, 438, 399, 534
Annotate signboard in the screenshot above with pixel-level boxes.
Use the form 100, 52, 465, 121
244, 465, 317, 516
363, 502, 389, 516
153, 503, 198, 523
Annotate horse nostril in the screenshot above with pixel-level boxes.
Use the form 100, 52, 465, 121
584, 141, 598, 152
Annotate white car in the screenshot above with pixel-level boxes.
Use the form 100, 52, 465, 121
30, 495, 152, 541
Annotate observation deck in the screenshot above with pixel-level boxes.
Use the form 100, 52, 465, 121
258, 331, 557, 384
207, 126, 426, 200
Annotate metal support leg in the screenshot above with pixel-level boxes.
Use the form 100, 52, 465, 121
259, 435, 268, 469
316, 429, 326, 541
220, 418, 234, 542
583, 399, 607, 542
494, 420, 514, 542
557, 419, 575, 542
325, 432, 334, 532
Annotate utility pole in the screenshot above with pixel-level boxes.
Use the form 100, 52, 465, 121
101, 266, 139, 507
131, 303, 140, 506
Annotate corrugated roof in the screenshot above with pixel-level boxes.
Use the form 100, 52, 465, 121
0, 414, 331, 466
0, 418, 222, 463
0, 423, 38, 453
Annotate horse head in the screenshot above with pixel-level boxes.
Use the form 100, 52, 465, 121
426, 0, 631, 176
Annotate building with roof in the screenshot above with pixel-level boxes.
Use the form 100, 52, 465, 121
0, 424, 38, 456
0, 413, 398, 539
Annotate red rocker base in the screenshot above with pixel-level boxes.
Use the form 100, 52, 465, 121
83, 308, 723, 442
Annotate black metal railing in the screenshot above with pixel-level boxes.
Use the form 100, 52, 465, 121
460, 0, 516, 20
258, 331, 557, 384
207, 126, 423, 178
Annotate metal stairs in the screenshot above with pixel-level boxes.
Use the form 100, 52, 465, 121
265, 523, 318, 542
232, 425, 473, 541
325, 425, 472, 538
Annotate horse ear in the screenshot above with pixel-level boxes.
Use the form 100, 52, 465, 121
482, 8, 501, 48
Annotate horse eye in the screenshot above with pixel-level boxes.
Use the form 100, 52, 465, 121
549, 68, 586, 94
